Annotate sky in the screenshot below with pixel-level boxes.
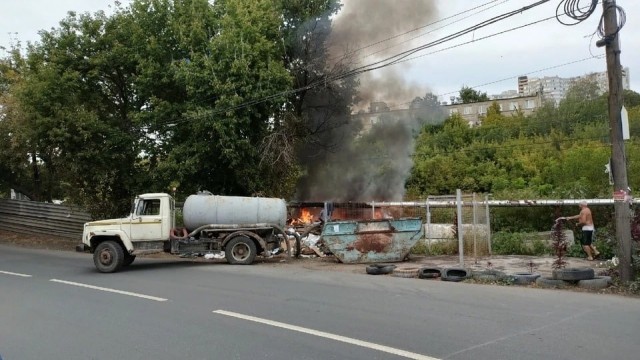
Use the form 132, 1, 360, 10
1, 0, 638, 105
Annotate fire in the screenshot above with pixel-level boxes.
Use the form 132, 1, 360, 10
299, 208, 314, 224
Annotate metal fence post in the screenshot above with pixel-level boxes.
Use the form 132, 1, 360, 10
473, 192, 478, 263
426, 199, 431, 251
485, 194, 492, 256
457, 189, 464, 266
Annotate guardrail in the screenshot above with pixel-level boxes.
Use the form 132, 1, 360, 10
0, 199, 91, 239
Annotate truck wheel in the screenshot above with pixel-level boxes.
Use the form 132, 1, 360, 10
93, 241, 125, 273
225, 236, 257, 265
123, 254, 136, 267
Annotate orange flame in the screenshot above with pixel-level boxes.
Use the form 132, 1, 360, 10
299, 208, 314, 224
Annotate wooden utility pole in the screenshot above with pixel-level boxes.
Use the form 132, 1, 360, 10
602, 0, 632, 282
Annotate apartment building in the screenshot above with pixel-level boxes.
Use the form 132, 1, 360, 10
443, 93, 542, 126
518, 67, 630, 104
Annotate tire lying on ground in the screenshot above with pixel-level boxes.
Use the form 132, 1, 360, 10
366, 264, 397, 275
577, 276, 612, 290
441, 267, 470, 282
418, 267, 442, 279
552, 267, 595, 281
471, 269, 506, 282
510, 272, 541, 285
536, 276, 571, 288
391, 267, 420, 278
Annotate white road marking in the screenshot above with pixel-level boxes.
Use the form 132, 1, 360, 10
49, 279, 168, 302
213, 310, 441, 360
0, 270, 33, 277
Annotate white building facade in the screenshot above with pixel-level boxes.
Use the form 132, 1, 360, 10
517, 67, 630, 105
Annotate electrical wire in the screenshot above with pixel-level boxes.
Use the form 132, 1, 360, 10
157, 0, 553, 127
331, 0, 509, 65
357, 0, 512, 62
596, 3, 626, 41
556, 0, 599, 25
375, 55, 605, 112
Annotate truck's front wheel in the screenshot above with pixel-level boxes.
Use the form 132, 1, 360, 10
94, 241, 125, 273
225, 236, 257, 265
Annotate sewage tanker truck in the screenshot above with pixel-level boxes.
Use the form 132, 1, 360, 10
77, 191, 299, 273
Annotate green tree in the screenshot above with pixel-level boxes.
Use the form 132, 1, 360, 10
459, 86, 489, 104
166, 0, 293, 197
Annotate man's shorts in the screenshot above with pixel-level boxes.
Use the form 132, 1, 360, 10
581, 230, 594, 246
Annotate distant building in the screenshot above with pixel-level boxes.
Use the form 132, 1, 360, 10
352, 101, 444, 132
518, 67, 630, 105
490, 90, 518, 100
443, 93, 542, 127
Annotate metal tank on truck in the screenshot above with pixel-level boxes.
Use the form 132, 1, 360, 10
77, 191, 300, 273
183, 191, 287, 230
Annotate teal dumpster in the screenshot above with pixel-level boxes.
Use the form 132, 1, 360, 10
321, 218, 423, 263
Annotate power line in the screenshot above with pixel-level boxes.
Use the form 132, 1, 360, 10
158, 0, 553, 127
357, 0, 512, 62
331, 0, 508, 65
353, 55, 604, 113
556, 0, 599, 25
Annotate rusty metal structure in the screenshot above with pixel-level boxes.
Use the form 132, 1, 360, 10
321, 218, 423, 263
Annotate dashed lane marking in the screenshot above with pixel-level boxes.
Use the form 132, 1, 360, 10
213, 309, 441, 360
49, 279, 168, 302
0, 270, 33, 278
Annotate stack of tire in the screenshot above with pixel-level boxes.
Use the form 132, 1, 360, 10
536, 267, 612, 290
365, 264, 471, 282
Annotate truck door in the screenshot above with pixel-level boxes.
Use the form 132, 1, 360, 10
129, 198, 164, 241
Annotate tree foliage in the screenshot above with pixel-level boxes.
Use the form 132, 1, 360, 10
459, 86, 489, 104
0, 0, 359, 216
408, 80, 640, 230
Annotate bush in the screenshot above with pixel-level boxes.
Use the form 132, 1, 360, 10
492, 232, 528, 255
532, 239, 550, 256
411, 239, 458, 256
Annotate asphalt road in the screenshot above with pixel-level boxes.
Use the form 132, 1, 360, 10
1, 245, 639, 360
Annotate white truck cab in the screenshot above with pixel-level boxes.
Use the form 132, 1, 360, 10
78, 193, 175, 272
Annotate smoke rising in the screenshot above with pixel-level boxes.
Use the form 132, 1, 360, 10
295, 0, 445, 203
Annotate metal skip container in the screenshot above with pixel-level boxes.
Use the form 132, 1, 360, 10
321, 218, 424, 263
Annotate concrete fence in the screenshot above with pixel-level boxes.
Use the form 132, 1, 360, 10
0, 199, 91, 239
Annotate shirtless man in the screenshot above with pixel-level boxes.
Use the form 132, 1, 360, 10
558, 201, 600, 260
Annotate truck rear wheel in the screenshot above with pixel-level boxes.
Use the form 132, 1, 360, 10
225, 236, 257, 265
94, 241, 125, 273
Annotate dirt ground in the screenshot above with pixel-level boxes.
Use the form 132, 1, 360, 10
0, 229, 625, 295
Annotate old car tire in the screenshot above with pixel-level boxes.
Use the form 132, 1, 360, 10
93, 241, 125, 273
391, 267, 420, 278
552, 267, 595, 281
366, 264, 397, 275
511, 273, 541, 285
225, 236, 257, 265
472, 270, 506, 281
418, 267, 442, 279
441, 267, 470, 282
577, 276, 611, 290
536, 276, 570, 288
123, 254, 136, 267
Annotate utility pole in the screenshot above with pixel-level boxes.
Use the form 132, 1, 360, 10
601, 0, 632, 282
